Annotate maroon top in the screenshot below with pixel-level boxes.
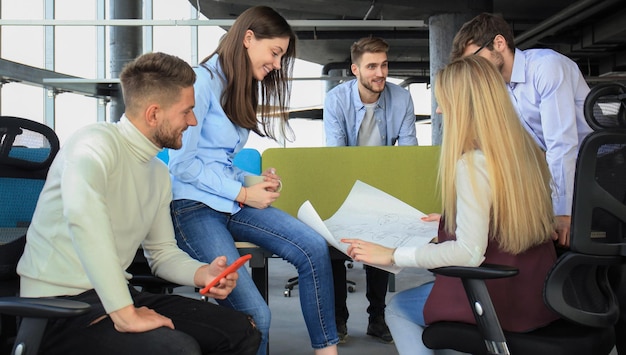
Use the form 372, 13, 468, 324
423, 220, 559, 332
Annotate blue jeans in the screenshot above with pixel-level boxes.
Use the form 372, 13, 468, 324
385, 281, 434, 355
171, 199, 339, 353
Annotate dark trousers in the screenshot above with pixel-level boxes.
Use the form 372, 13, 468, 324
332, 249, 389, 322
40, 286, 261, 355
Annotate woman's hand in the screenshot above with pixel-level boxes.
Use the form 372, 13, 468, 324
421, 213, 441, 222
341, 238, 395, 266
240, 184, 279, 209
238, 167, 281, 209
261, 168, 282, 193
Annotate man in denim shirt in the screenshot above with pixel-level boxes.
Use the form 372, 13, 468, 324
323, 36, 418, 344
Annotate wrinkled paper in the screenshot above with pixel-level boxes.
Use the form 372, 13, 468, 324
297, 180, 438, 274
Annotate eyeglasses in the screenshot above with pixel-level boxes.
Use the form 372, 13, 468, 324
473, 37, 495, 55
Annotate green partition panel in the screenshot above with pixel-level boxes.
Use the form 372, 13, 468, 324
262, 146, 441, 220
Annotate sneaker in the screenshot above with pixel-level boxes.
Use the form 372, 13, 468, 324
367, 316, 393, 344
336, 319, 348, 343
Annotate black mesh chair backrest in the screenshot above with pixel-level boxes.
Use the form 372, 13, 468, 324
571, 83, 626, 255
544, 252, 621, 327
0, 116, 60, 231
0, 116, 59, 281
544, 82, 626, 329
0, 116, 59, 179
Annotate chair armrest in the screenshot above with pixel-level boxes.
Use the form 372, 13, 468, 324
427, 264, 518, 354
0, 296, 90, 318
0, 297, 90, 354
429, 263, 518, 279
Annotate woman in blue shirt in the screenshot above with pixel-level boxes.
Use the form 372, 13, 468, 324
168, 6, 338, 355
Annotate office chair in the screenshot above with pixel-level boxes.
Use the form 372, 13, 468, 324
421, 82, 626, 355
0, 116, 90, 355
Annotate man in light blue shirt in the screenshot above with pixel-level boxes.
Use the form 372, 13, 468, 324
323, 36, 418, 344
451, 13, 592, 249
324, 39, 417, 147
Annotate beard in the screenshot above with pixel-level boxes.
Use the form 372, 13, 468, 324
154, 122, 183, 150
491, 51, 505, 73
358, 76, 385, 94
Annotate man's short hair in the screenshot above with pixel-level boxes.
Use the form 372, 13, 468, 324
350, 37, 389, 65
120, 52, 196, 113
450, 13, 515, 62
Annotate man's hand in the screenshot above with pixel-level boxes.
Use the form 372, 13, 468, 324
553, 215, 571, 248
110, 304, 174, 333
195, 256, 238, 299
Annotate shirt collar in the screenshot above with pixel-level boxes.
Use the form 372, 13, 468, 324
118, 114, 161, 163
510, 48, 526, 85
350, 79, 385, 110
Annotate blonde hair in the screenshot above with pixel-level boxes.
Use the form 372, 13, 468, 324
435, 56, 555, 254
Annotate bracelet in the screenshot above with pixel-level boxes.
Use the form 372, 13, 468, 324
239, 187, 247, 207
390, 248, 397, 266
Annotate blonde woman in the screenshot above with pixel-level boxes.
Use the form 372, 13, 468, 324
342, 56, 559, 354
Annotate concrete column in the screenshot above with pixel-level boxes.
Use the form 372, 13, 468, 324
109, 0, 142, 122
428, 0, 492, 145
429, 13, 474, 146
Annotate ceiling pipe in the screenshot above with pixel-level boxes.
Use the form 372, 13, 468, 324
514, 0, 619, 48
322, 62, 350, 75
322, 61, 429, 75
363, 0, 375, 20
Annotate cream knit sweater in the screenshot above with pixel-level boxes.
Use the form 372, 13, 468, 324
18, 116, 204, 313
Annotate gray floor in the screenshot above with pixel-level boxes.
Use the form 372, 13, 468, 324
264, 258, 434, 355
176, 257, 436, 354
175, 257, 618, 355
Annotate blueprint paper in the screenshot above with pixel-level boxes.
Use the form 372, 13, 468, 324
297, 180, 439, 274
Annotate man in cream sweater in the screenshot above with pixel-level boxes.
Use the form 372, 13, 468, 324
17, 52, 260, 355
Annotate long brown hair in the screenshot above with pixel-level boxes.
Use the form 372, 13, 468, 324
200, 6, 296, 141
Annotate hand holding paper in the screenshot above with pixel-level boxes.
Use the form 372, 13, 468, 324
342, 238, 396, 267
297, 180, 438, 274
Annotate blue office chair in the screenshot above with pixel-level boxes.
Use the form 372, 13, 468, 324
421, 83, 626, 354
0, 116, 90, 355
233, 148, 262, 175
156, 147, 262, 174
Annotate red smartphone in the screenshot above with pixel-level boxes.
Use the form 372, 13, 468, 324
199, 254, 252, 295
